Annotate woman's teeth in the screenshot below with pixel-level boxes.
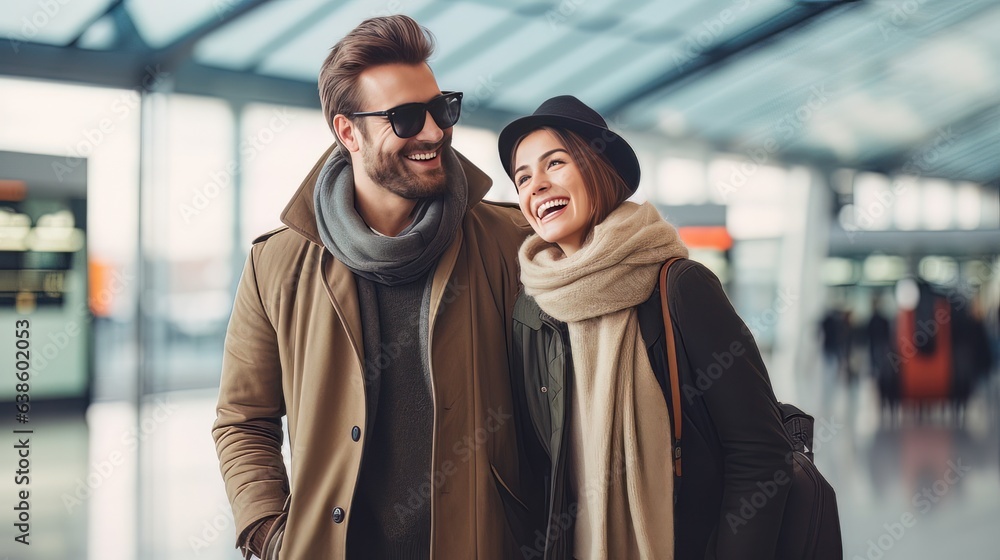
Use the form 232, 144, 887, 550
406, 151, 437, 161
537, 199, 569, 219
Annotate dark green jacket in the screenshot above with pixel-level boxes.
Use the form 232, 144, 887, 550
506, 259, 793, 560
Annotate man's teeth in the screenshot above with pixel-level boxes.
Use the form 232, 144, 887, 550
537, 199, 569, 219
406, 151, 438, 161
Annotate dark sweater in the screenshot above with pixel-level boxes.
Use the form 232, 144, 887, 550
348, 273, 433, 560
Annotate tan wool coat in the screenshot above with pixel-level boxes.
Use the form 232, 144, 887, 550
213, 145, 533, 559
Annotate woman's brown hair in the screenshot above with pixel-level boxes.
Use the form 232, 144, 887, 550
318, 15, 435, 143
513, 126, 632, 237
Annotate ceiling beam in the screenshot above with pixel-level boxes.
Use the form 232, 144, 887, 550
0, 41, 149, 89
2, 0, 276, 92
66, 0, 127, 48
604, 0, 859, 117
858, 101, 1000, 172
152, 0, 275, 71
171, 61, 320, 108
242, 1, 345, 73
430, 14, 522, 77
828, 228, 1000, 257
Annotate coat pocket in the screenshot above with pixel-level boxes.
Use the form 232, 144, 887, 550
491, 462, 541, 552
263, 495, 290, 560
491, 463, 529, 510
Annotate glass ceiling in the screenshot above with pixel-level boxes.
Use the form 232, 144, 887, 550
1, 0, 998, 184
0, 0, 115, 45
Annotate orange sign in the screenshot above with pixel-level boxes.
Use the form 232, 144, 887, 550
0, 180, 27, 201
678, 226, 733, 250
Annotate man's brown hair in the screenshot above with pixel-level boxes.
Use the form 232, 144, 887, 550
513, 126, 632, 237
318, 15, 435, 145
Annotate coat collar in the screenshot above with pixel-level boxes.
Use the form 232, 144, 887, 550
280, 143, 495, 246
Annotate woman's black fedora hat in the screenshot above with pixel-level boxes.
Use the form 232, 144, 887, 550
498, 95, 640, 193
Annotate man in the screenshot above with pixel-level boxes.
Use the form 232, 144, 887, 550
213, 15, 538, 559
866, 291, 896, 412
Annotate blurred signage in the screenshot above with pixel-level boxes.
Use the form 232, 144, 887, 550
0, 179, 27, 200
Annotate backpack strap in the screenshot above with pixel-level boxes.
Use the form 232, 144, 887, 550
659, 257, 685, 477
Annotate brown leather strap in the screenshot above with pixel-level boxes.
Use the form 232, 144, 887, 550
659, 257, 684, 477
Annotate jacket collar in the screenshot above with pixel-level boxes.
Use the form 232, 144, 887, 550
280, 143, 495, 246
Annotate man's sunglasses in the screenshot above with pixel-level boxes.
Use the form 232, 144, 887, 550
350, 91, 463, 139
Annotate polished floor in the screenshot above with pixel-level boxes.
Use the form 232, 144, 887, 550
2, 369, 998, 559
802, 375, 1000, 560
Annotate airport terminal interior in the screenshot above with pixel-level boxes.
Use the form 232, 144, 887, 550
1, 0, 998, 558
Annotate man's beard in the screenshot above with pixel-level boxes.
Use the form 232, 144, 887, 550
361, 134, 452, 200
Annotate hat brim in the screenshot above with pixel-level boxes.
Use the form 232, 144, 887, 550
498, 113, 640, 193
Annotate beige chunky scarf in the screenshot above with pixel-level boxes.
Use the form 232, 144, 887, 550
519, 201, 688, 559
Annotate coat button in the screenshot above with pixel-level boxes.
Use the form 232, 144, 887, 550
351, 426, 361, 442
540, 386, 548, 393
332, 507, 345, 523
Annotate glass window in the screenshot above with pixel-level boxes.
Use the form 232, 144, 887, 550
240, 104, 332, 247
0, 0, 114, 45
853, 172, 893, 231
980, 186, 1000, 229
451, 125, 514, 204
955, 181, 981, 230
657, 157, 706, 204
892, 175, 921, 230
715, 158, 787, 239
150, 94, 234, 392
0, 76, 142, 560
921, 178, 953, 230
0, 77, 140, 399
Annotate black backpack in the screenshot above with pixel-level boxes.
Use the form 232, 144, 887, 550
773, 403, 844, 559
658, 259, 843, 559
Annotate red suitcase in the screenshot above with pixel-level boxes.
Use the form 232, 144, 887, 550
896, 299, 952, 402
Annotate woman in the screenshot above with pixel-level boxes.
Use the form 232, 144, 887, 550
498, 96, 794, 559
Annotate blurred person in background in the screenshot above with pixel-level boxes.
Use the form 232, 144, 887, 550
867, 291, 898, 415
820, 303, 854, 385
843, 307, 859, 385
212, 15, 536, 559
952, 292, 994, 417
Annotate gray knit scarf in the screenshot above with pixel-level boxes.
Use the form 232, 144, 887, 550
313, 146, 468, 286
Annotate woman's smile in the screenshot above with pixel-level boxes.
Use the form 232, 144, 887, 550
514, 129, 593, 255
536, 197, 570, 223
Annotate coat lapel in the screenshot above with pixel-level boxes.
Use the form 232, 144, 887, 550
428, 228, 463, 329
320, 250, 364, 365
